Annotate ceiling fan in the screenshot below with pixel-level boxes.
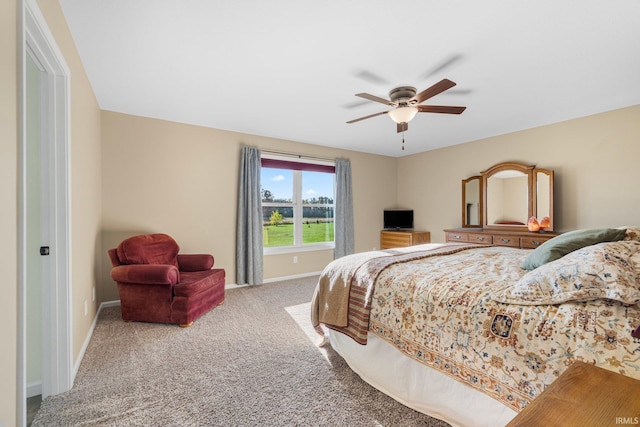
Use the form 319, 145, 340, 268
346, 78, 466, 133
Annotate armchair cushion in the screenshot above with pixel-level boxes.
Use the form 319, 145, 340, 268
174, 269, 226, 297
117, 233, 179, 268
111, 264, 179, 285
177, 254, 214, 271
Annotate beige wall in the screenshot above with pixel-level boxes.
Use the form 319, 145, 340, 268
398, 105, 640, 242
100, 111, 397, 300
1, 0, 18, 423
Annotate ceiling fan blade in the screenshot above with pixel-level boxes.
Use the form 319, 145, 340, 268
346, 110, 389, 124
355, 92, 393, 106
355, 70, 390, 85
414, 79, 457, 104
418, 105, 467, 114
397, 122, 408, 133
420, 54, 463, 79
343, 99, 373, 109
444, 88, 472, 96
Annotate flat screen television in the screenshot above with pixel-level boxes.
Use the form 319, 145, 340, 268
383, 209, 414, 230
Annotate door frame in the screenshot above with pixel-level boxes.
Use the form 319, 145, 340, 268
18, 0, 72, 423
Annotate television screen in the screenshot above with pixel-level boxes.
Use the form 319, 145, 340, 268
383, 209, 414, 230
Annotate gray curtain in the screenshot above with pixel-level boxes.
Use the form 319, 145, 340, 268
334, 158, 354, 259
236, 146, 263, 285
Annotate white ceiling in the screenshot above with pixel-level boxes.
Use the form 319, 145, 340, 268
58, 0, 640, 157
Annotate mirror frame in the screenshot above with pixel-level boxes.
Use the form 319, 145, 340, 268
481, 162, 535, 231
461, 176, 483, 228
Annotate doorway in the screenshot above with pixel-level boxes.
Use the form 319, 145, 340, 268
19, 0, 72, 425
25, 49, 44, 424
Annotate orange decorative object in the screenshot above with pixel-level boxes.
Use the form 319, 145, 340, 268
539, 216, 551, 230
528, 216, 540, 232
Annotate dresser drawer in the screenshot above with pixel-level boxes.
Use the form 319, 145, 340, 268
381, 233, 411, 248
468, 233, 492, 245
380, 231, 431, 249
444, 228, 560, 249
492, 235, 520, 248
521, 235, 554, 249
446, 231, 469, 242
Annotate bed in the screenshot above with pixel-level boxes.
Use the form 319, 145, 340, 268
311, 227, 640, 427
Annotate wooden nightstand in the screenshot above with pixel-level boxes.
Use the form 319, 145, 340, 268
506, 361, 640, 426
380, 230, 430, 249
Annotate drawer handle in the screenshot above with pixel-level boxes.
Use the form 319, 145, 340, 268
454, 235, 461, 239
531, 241, 541, 246
501, 239, 511, 244
476, 237, 485, 241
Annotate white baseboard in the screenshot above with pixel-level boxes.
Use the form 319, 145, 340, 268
72, 300, 121, 379
100, 300, 121, 308
262, 271, 321, 283
27, 381, 42, 398
226, 271, 321, 289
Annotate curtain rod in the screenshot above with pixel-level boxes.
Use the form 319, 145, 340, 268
260, 149, 336, 163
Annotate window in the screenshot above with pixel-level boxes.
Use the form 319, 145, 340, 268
261, 156, 335, 253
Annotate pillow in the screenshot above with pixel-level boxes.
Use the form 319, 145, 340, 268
117, 233, 180, 268
492, 241, 640, 305
623, 226, 640, 242
521, 227, 627, 270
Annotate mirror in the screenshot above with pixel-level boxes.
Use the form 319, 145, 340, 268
462, 176, 482, 227
461, 162, 554, 231
482, 162, 534, 230
534, 168, 554, 229
486, 170, 529, 226
478, 161, 554, 231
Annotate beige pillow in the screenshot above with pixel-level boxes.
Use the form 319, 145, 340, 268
493, 241, 640, 305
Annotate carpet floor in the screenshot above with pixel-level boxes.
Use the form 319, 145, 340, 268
32, 276, 451, 426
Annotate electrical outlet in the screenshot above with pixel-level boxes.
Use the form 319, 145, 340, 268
84, 300, 88, 316
293, 256, 298, 264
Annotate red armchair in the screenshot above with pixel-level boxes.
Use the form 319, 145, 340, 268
108, 233, 225, 327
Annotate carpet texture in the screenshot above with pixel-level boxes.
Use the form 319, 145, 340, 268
33, 276, 451, 426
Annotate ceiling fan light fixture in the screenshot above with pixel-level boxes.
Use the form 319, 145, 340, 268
388, 106, 418, 124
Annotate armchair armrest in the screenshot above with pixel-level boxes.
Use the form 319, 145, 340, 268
177, 254, 214, 271
111, 264, 179, 285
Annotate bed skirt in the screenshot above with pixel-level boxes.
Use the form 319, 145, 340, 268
328, 329, 518, 427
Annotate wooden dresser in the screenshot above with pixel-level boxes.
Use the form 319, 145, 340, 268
444, 228, 558, 249
506, 361, 640, 426
380, 230, 431, 249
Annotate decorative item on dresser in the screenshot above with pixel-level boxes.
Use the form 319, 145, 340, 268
380, 230, 431, 249
451, 160, 558, 246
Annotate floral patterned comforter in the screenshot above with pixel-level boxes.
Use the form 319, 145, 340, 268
363, 243, 640, 411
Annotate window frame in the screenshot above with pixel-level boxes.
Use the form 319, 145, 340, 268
261, 154, 336, 255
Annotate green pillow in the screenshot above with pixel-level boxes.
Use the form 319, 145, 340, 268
521, 228, 627, 270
